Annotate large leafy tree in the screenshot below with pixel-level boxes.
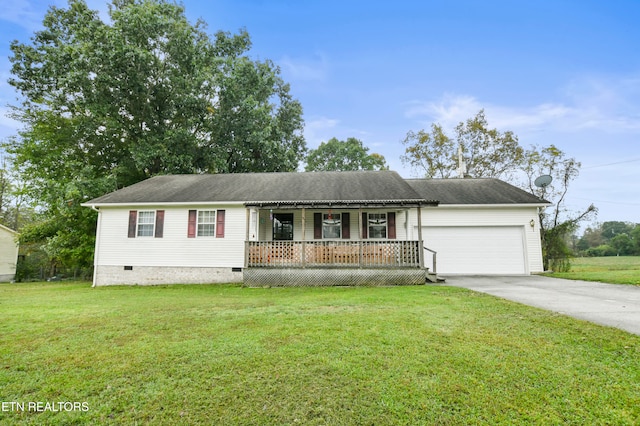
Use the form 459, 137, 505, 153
400, 124, 455, 178
7, 0, 305, 272
305, 137, 388, 172
521, 145, 596, 271
402, 111, 596, 271
401, 110, 522, 179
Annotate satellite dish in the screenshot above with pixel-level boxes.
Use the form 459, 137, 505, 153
534, 175, 553, 188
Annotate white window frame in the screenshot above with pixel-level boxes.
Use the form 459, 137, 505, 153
137, 211, 156, 237
322, 213, 342, 239
197, 210, 216, 237
367, 213, 387, 239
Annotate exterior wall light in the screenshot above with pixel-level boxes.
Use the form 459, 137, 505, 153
530, 219, 536, 228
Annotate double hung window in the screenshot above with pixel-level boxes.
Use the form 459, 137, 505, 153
322, 213, 342, 239
137, 211, 156, 237
367, 213, 387, 239
197, 210, 216, 237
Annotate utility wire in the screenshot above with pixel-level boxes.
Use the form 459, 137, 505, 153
582, 158, 640, 169
571, 197, 640, 206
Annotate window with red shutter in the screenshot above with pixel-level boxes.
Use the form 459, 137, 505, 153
216, 210, 225, 238
387, 212, 396, 239
155, 210, 165, 238
128, 210, 137, 238
187, 210, 197, 238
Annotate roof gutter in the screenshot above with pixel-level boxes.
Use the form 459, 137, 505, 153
81, 201, 248, 208
244, 199, 439, 208
435, 202, 552, 208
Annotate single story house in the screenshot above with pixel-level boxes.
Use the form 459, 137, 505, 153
83, 171, 548, 287
0, 224, 19, 282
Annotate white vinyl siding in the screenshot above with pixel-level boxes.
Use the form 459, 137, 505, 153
95, 206, 245, 268
0, 226, 19, 280
256, 209, 403, 241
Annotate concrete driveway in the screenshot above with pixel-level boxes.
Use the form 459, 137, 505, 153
441, 275, 640, 336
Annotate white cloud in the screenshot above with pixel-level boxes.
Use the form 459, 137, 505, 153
304, 116, 339, 148
405, 94, 482, 129
0, 1, 110, 32
279, 53, 329, 82
0, 1, 63, 32
406, 74, 640, 136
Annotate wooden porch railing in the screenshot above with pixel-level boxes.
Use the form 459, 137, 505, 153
245, 241, 422, 268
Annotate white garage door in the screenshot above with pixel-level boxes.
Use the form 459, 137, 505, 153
421, 226, 526, 274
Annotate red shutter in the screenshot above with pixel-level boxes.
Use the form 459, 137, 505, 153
361, 212, 368, 239
388, 212, 396, 239
155, 210, 165, 238
216, 210, 225, 238
341, 212, 350, 239
188, 210, 197, 238
314, 213, 322, 239
128, 210, 137, 238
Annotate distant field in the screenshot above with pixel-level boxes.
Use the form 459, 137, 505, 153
547, 256, 640, 285
1, 282, 639, 425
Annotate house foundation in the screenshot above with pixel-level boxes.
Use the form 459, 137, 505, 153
93, 265, 243, 286
243, 268, 427, 287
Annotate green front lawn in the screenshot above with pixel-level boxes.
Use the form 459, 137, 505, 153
1, 282, 639, 425
547, 256, 640, 285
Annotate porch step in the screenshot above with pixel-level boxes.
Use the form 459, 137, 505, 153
425, 270, 445, 284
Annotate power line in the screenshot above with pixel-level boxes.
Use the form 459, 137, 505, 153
582, 158, 640, 169
571, 197, 640, 207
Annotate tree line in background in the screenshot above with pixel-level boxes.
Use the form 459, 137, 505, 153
575, 221, 640, 257
0, 0, 631, 280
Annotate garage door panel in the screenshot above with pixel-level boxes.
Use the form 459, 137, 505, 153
422, 226, 526, 274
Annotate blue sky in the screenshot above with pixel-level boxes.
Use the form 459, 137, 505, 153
1, 0, 639, 227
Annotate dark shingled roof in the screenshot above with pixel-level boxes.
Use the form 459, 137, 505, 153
406, 178, 549, 205
85, 171, 435, 207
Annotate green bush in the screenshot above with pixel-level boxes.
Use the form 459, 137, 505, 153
585, 244, 617, 257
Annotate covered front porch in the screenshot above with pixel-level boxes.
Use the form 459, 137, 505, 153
242, 202, 437, 287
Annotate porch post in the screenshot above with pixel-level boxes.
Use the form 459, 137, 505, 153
417, 205, 424, 268
245, 208, 250, 268
301, 207, 306, 267
358, 206, 363, 267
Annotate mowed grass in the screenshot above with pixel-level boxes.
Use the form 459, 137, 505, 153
548, 256, 640, 285
1, 283, 639, 425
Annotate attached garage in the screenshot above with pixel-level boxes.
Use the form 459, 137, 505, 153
406, 178, 550, 275
421, 225, 527, 274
